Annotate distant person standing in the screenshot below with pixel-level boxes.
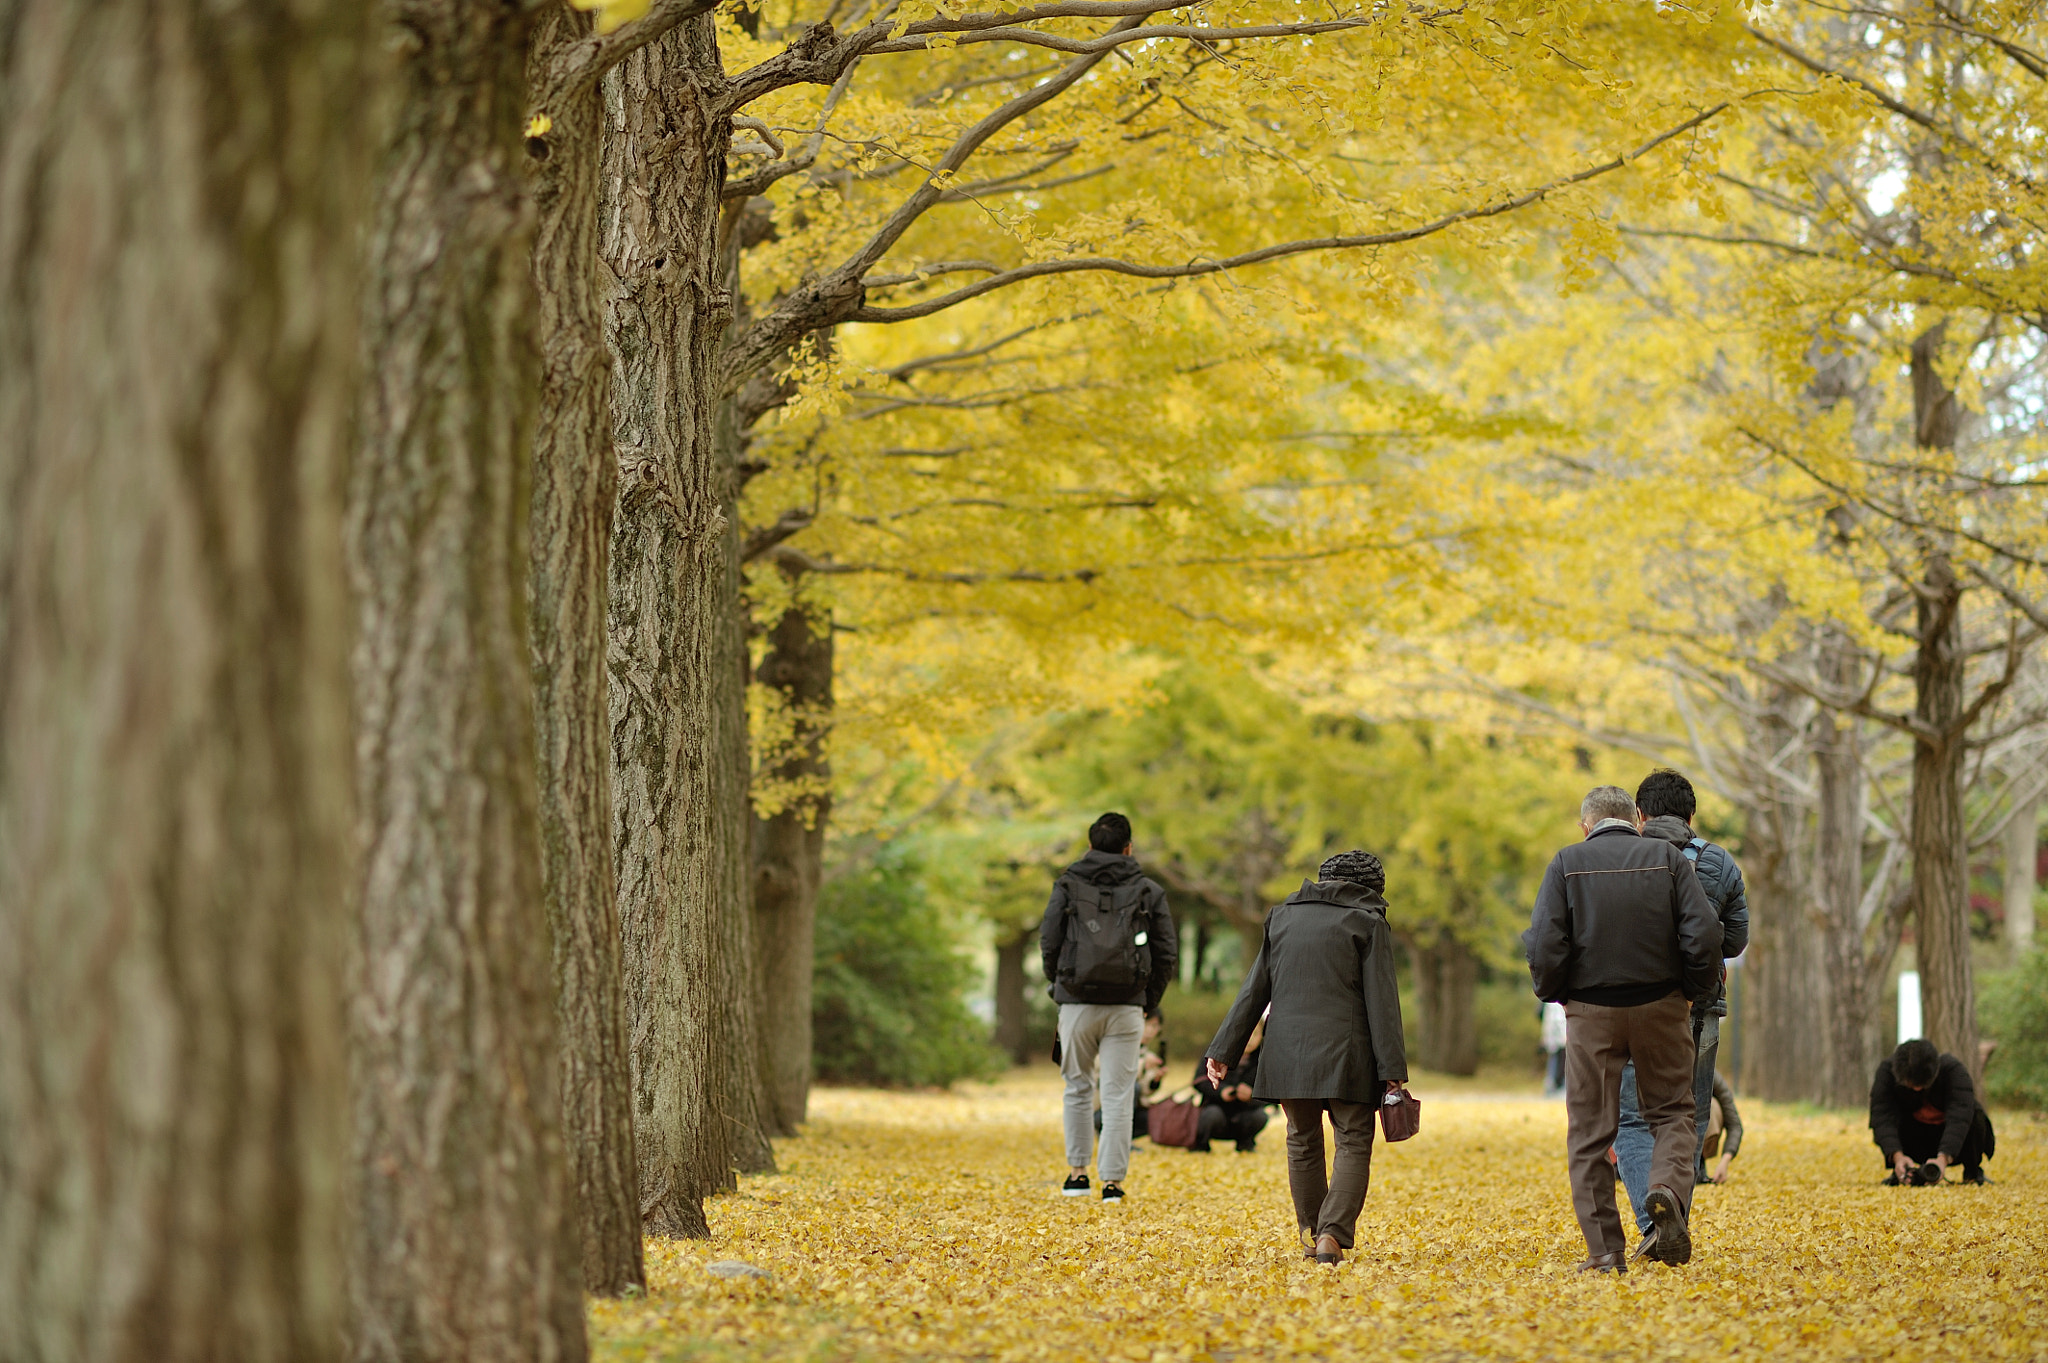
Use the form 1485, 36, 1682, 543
1205, 851, 1407, 1266
1043, 813, 1177, 1203
1613, 769, 1748, 1245
1871, 1039, 1995, 1185
1541, 1002, 1568, 1097
1526, 786, 1721, 1273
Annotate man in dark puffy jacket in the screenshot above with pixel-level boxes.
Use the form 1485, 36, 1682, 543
1614, 769, 1749, 1248
1041, 812, 1177, 1202
1526, 785, 1721, 1273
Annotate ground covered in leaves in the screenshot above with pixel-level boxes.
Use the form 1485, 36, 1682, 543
592, 1068, 2046, 1362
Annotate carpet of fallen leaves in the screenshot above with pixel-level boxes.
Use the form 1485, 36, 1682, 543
591, 1067, 2047, 1362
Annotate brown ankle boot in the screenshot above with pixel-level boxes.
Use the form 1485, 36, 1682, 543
1313, 1235, 1343, 1265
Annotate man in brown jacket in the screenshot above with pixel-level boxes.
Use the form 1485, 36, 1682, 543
1525, 786, 1720, 1272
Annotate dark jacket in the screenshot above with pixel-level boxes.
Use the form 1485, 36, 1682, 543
1205, 878, 1407, 1102
1642, 814, 1750, 1016
1525, 823, 1722, 1007
1870, 1052, 1981, 1163
1040, 849, 1178, 1010
1194, 1051, 1261, 1112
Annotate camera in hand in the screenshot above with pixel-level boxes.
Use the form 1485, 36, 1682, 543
1910, 1160, 1945, 1186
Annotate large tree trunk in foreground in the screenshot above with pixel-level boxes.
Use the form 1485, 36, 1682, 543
2006, 795, 2038, 955
602, 19, 771, 1238
1408, 937, 1478, 1076
349, 3, 586, 1358
1812, 646, 1880, 1107
753, 588, 834, 1127
527, 7, 644, 1296
1904, 327, 1979, 1080
0, 6, 367, 1358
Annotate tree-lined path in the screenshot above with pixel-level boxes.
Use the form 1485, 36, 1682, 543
592, 1071, 2046, 1362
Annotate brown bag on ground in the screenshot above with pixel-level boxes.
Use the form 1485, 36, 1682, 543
1146, 1089, 1201, 1147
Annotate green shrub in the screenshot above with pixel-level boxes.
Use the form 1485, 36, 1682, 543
813, 850, 1005, 1089
1475, 979, 1545, 1070
1980, 948, 2048, 1110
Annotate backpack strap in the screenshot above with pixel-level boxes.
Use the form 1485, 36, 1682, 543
1683, 836, 1706, 864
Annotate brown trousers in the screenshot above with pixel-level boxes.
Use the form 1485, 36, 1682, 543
1280, 1098, 1377, 1249
1564, 993, 1696, 1256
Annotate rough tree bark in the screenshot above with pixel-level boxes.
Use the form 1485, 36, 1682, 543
0, 5, 368, 1358
1811, 634, 1886, 1107
602, 18, 772, 1239
525, 6, 645, 1296
348, 2, 587, 1358
1407, 937, 1479, 1076
2005, 795, 2038, 955
752, 584, 834, 1126
1904, 325, 1979, 1079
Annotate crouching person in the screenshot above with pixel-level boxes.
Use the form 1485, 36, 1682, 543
1872, 1039, 1995, 1186
1192, 1032, 1269, 1154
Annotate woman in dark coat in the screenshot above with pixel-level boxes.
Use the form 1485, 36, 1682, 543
1204, 850, 1408, 1264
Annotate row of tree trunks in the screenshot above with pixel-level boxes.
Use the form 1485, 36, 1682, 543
526, 8, 645, 1295
1811, 633, 1881, 1107
601, 18, 771, 1239
347, 2, 587, 1357
0, 4, 369, 1357
2007, 796, 2039, 953
993, 933, 1034, 1065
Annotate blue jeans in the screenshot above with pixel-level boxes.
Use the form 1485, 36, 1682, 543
1615, 1012, 1717, 1235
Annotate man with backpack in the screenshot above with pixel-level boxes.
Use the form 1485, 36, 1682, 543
1042, 812, 1178, 1202
1614, 769, 1749, 1262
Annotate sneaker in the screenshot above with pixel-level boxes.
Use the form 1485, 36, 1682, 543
1100, 1182, 1125, 1203
1642, 1186, 1691, 1265
1061, 1174, 1090, 1197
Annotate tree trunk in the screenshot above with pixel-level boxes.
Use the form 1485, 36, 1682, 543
525, 7, 644, 1296
1812, 639, 1876, 1107
348, 4, 587, 1358
994, 933, 1032, 1065
0, 5, 367, 1358
2006, 795, 2038, 955
1735, 684, 1828, 1101
1409, 937, 1479, 1076
601, 19, 770, 1237
1906, 326, 1979, 1080
752, 587, 834, 1125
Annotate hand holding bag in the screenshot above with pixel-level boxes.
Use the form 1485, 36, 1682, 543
1379, 1085, 1421, 1142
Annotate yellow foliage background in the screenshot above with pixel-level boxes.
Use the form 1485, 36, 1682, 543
592, 1071, 2047, 1361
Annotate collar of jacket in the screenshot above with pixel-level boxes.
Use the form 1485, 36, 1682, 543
1641, 814, 1696, 847
1285, 878, 1387, 913
1586, 820, 1640, 839
1068, 848, 1143, 884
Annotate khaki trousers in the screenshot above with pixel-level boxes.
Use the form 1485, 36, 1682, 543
1564, 993, 1696, 1257
1280, 1099, 1376, 1250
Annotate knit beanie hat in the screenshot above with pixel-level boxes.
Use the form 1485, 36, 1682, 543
1318, 849, 1385, 893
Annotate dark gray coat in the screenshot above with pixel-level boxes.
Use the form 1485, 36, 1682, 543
1204, 879, 1408, 1102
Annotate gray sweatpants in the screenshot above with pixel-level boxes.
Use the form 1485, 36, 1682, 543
1059, 1003, 1144, 1181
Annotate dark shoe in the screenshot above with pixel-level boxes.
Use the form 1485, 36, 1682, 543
1577, 1252, 1626, 1274
1236, 1143, 1257, 1154
1882, 1172, 1905, 1186
1061, 1174, 1089, 1197
1961, 1167, 1989, 1185
1643, 1186, 1691, 1265
1628, 1229, 1658, 1264
1313, 1234, 1343, 1265
1100, 1181, 1124, 1203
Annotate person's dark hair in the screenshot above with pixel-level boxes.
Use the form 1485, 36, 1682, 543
1088, 812, 1133, 853
1894, 1038, 1941, 1088
1318, 849, 1385, 893
1636, 769, 1698, 822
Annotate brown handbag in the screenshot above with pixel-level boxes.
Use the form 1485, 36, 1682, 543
1146, 1090, 1201, 1147
1380, 1087, 1421, 1142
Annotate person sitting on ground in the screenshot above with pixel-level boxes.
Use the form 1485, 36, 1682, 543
1192, 1015, 1268, 1154
1043, 812, 1178, 1203
1871, 1038, 1995, 1186
1697, 1072, 1742, 1185
1525, 785, 1721, 1274
1204, 850, 1407, 1266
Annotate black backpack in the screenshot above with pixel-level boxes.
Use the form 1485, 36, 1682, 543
1055, 873, 1154, 1002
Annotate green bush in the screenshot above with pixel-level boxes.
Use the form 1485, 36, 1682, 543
813, 850, 1005, 1089
1980, 948, 2048, 1110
